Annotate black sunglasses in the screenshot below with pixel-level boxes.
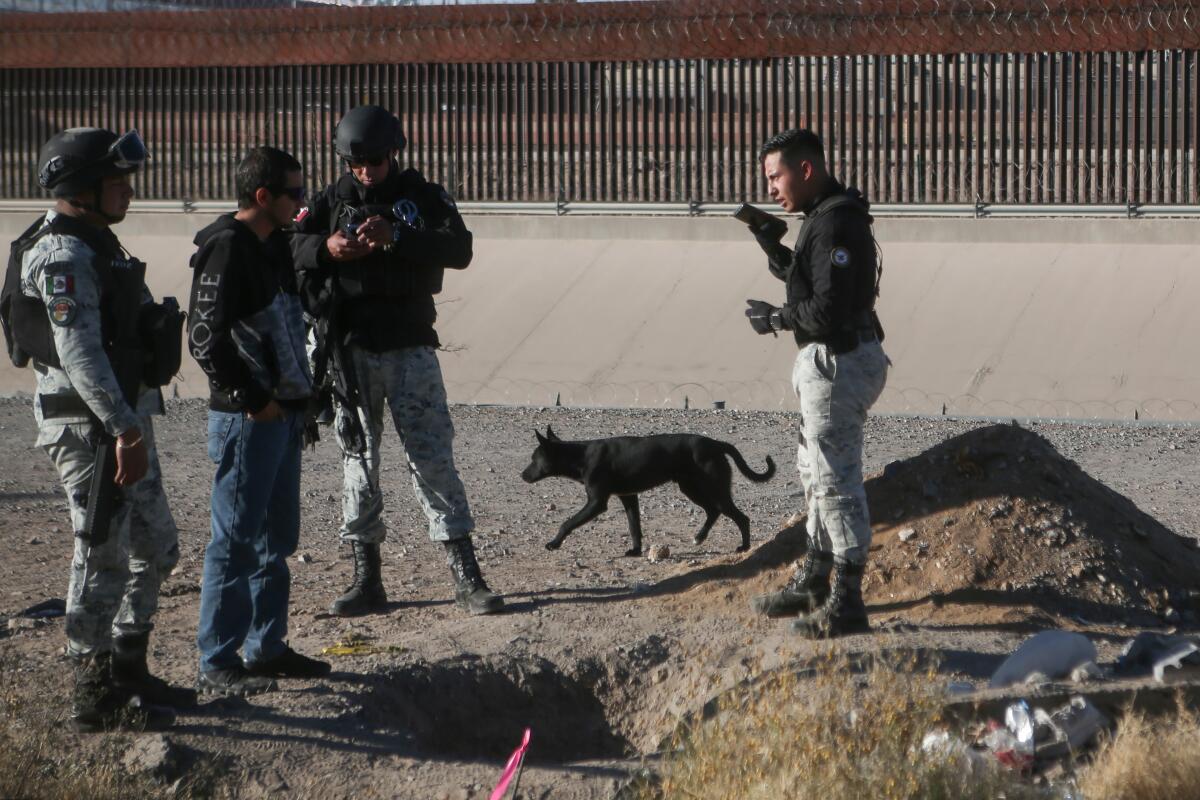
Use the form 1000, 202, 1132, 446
346, 155, 388, 168
273, 186, 306, 202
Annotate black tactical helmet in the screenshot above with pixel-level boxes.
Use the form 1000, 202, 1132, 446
37, 127, 147, 197
334, 106, 406, 162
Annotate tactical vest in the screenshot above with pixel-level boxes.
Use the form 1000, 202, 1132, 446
1, 214, 147, 388
327, 172, 445, 301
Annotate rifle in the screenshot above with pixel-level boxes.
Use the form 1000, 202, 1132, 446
307, 278, 378, 496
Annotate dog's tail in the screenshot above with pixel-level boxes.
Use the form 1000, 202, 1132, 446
721, 442, 776, 483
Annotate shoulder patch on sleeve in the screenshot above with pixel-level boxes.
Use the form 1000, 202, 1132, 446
48, 296, 78, 327
831, 246, 852, 268
42, 260, 75, 277
45, 274, 75, 296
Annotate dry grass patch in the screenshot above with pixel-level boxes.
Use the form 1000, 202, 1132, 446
1078, 704, 1200, 800
641, 649, 1040, 800
0, 651, 235, 800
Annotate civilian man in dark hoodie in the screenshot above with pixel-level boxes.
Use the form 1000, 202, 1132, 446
188, 147, 330, 696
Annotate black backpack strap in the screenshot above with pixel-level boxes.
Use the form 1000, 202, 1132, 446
793, 193, 868, 258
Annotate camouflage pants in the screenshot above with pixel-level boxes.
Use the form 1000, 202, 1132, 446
335, 345, 473, 544
792, 340, 888, 564
39, 414, 180, 658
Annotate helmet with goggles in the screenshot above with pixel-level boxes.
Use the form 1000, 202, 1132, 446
334, 106, 406, 163
37, 128, 147, 198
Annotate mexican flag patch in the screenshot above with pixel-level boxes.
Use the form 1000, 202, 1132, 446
45, 274, 75, 296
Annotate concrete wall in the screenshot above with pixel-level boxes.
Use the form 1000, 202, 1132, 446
3, 210, 1198, 421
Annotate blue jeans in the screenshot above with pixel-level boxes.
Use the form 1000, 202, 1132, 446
197, 409, 303, 672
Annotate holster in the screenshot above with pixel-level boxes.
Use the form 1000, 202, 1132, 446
828, 309, 884, 355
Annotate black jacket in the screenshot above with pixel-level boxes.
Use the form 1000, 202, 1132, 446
290, 164, 472, 351
761, 181, 882, 352
188, 214, 312, 414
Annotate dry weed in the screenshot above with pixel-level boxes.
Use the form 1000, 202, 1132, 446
642, 648, 1039, 800
0, 650, 235, 800
1078, 704, 1200, 800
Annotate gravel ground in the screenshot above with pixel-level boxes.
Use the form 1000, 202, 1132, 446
1, 397, 1197, 799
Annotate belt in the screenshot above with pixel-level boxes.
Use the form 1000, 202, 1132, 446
39, 393, 93, 420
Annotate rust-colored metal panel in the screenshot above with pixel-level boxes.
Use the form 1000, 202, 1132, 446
4, 2, 1200, 68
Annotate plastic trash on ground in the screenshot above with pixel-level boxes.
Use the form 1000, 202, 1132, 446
1114, 632, 1200, 682
920, 730, 989, 778
989, 630, 1098, 688
1152, 641, 1200, 682
320, 633, 404, 657
1032, 697, 1110, 759
981, 721, 1035, 770
1003, 700, 1037, 754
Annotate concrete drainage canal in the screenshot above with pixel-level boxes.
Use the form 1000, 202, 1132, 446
359, 637, 672, 763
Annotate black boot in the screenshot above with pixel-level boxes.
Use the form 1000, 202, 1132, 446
112, 633, 198, 709
791, 559, 870, 639
330, 541, 387, 617
751, 549, 833, 618
72, 652, 175, 733
443, 538, 503, 615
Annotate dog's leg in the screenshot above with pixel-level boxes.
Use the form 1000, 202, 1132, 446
545, 494, 609, 551
691, 510, 719, 546
618, 494, 643, 557
724, 504, 752, 552
678, 480, 720, 547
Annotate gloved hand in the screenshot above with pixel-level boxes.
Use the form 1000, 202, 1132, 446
748, 220, 780, 244
745, 299, 785, 336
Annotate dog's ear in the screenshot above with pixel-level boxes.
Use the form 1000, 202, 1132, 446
545, 425, 561, 442
534, 428, 547, 444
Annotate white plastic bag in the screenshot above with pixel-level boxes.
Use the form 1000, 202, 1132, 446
989, 631, 1098, 688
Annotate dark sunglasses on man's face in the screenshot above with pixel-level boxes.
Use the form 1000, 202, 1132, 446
274, 186, 306, 202
347, 155, 388, 168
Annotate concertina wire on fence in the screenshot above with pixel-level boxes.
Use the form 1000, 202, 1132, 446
3, 1, 1200, 205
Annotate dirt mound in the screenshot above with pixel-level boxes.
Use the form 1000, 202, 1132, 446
658, 423, 1200, 628
865, 423, 1200, 625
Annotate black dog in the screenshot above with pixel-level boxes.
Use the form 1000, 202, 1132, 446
520, 426, 775, 556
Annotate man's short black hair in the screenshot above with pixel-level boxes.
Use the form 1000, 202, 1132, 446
758, 129, 826, 169
236, 146, 302, 209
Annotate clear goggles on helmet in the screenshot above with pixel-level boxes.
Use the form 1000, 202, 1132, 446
109, 129, 148, 170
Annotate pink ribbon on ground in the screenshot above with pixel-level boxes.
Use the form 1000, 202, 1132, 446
490, 727, 532, 800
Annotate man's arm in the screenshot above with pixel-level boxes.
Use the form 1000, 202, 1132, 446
28, 247, 139, 437
290, 189, 336, 272
187, 234, 272, 414
746, 223, 793, 281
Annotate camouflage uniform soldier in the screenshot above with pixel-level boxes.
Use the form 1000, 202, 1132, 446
0, 128, 190, 731
291, 106, 502, 617
744, 129, 889, 638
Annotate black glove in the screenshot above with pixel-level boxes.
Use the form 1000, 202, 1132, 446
745, 299, 785, 336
